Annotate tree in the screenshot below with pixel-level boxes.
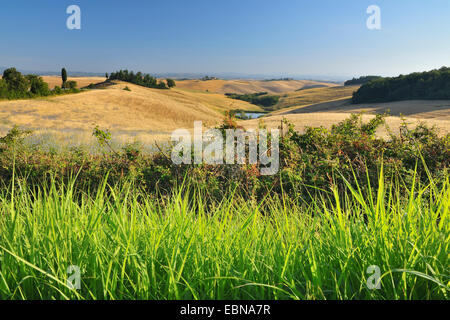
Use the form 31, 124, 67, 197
26, 75, 50, 96
2, 68, 29, 99
352, 67, 450, 103
61, 68, 68, 88
157, 81, 167, 89
105, 73, 109, 79
166, 78, 176, 88
107, 70, 166, 89
3, 68, 29, 94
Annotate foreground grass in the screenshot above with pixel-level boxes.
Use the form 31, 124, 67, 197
0, 172, 448, 300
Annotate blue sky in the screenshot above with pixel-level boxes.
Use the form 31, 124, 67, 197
0, 0, 449, 78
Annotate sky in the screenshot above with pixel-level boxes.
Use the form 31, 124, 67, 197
0, 0, 449, 79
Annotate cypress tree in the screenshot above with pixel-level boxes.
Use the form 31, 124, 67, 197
61, 68, 68, 88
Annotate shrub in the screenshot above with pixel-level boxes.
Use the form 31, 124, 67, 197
0, 113, 447, 202
65, 80, 78, 90
53, 86, 63, 94
226, 92, 279, 108
26, 75, 51, 96
0, 79, 8, 98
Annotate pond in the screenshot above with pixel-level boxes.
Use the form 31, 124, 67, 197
235, 112, 267, 120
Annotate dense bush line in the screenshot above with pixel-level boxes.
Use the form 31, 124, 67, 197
344, 75, 382, 86
0, 114, 448, 202
352, 67, 450, 103
108, 70, 175, 89
225, 92, 280, 108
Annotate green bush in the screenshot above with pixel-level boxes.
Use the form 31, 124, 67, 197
26, 75, 51, 96
65, 80, 78, 90
226, 92, 280, 109
53, 86, 63, 94
0, 113, 447, 202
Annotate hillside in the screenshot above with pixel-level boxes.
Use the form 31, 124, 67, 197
0, 75, 107, 89
271, 85, 358, 112
0, 81, 259, 146
41, 76, 108, 89
284, 99, 450, 119
175, 79, 338, 94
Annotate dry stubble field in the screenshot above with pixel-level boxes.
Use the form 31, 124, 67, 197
1, 77, 449, 149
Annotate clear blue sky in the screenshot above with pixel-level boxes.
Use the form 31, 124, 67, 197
0, 0, 449, 78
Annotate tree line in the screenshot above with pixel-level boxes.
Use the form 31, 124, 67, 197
108, 70, 175, 89
0, 67, 78, 100
344, 75, 382, 86
225, 92, 280, 109
352, 67, 450, 103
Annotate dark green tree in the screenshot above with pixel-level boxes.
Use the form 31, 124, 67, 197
166, 78, 176, 88
108, 70, 167, 89
26, 75, 50, 96
3, 68, 29, 94
352, 67, 450, 103
61, 68, 68, 88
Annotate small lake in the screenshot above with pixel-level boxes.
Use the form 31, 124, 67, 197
236, 112, 266, 120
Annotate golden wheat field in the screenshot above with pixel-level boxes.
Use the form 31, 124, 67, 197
0, 80, 259, 146
41, 76, 107, 89
241, 113, 450, 139
271, 85, 359, 111
1, 77, 449, 147
175, 79, 338, 94
248, 91, 450, 137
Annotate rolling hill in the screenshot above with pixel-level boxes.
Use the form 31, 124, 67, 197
175, 79, 338, 94
270, 85, 358, 112
241, 113, 450, 139
0, 80, 260, 146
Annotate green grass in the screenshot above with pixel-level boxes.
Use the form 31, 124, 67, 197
0, 169, 448, 300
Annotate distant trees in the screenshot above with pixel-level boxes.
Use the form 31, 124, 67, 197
105, 73, 109, 79
352, 67, 450, 103
108, 70, 174, 89
263, 78, 294, 82
225, 92, 280, 109
166, 78, 176, 88
61, 68, 68, 88
0, 67, 79, 100
200, 76, 218, 81
344, 76, 382, 86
